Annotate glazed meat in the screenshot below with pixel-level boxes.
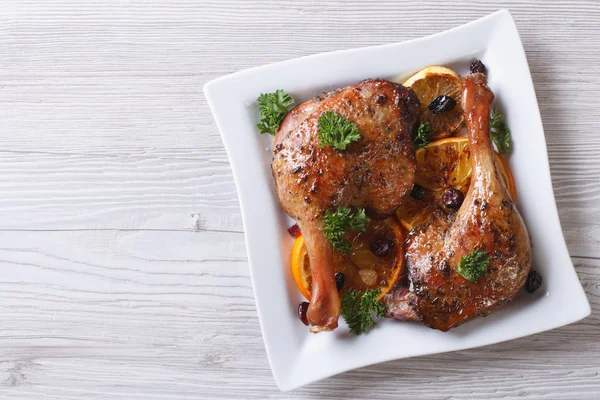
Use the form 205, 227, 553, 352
389, 72, 532, 331
272, 79, 420, 332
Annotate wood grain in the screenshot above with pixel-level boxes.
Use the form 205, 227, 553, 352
0, 0, 599, 398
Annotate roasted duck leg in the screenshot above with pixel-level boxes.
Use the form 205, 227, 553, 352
272, 80, 419, 332
400, 72, 532, 331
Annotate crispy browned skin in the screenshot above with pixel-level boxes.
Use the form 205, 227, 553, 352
272, 79, 419, 332
402, 73, 532, 331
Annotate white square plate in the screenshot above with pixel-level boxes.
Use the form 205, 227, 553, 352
204, 10, 590, 391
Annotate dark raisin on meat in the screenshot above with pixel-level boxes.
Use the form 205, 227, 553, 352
470, 59, 487, 75
298, 302, 309, 326
525, 270, 543, 293
429, 95, 457, 114
370, 237, 394, 257
410, 183, 426, 200
334, 272, 345, 291
287, 223, 301, 238
442, 188, 465, 210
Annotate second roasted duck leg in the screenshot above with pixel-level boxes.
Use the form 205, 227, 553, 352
390, 72, 532, 331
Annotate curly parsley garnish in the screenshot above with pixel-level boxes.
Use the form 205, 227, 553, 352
455, 248, 489, 283
323, 206, 369, 254
318, 111, 361, 150
490, 108, 512, 155
341, 288, 385, 335
256, 90, 295, 136
414, 121, 432, 148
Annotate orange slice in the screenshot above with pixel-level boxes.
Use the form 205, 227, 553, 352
396, 137, 516, 231
404, 66, 463, 139
396, 189, 438, 232
291, 218, 404, 301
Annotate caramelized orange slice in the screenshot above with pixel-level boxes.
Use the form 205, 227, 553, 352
291, 218, 404, 301
404, 66, 464, 139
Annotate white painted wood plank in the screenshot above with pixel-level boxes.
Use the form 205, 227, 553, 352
0, 0, 598, 398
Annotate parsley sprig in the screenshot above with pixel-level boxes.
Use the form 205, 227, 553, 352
490, 108, 512, 155
256, 90, 295, 136
323, 206, 369, 254
414, 121, 432, 148
455, 248, 489, 283
341, 288, 385, 335
318, 111, 361, 150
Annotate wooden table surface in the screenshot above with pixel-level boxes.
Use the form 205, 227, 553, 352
1, 1, 599, 398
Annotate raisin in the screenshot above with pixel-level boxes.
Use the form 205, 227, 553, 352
370, 237, 394, 257
525, 270, 543, 293
429, 95, 457, 114
470, 59, 487, 75
334, 272, 345, 291
298, 302, 309, 326
410, 183, 426, 200
287, 223, 301, 238
442, 188, 465, 210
